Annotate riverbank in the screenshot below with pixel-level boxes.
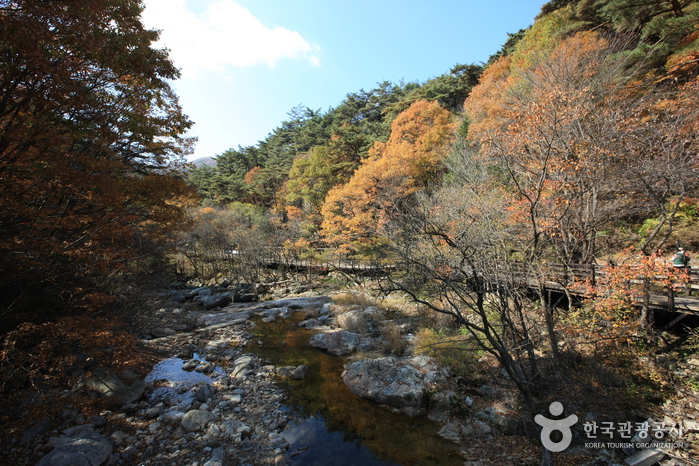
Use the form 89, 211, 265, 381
0, 282, 541, 465
2, 277, 697, 465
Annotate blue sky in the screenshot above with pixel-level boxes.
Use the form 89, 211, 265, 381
141, 0, 548, 161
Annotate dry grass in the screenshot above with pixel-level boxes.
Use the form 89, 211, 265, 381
336, 311, 369, 333
382, 325, 408, 356
414, 327, 483, 376
348, 351, 385, 362
332, 290, 427, 315
331, 291, 378, 308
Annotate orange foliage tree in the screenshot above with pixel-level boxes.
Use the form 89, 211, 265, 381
466, 32, 630, 266
611, 74, 699, 253
0, 0, 196, 321
467, 28, 699, 262
320, 100, 457, 256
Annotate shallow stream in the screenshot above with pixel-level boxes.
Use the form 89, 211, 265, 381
247, 313, 463, 466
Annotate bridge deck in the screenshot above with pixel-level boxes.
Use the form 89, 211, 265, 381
206, 249, 699, 316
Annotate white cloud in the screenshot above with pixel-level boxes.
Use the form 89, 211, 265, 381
141, 0, 320, 75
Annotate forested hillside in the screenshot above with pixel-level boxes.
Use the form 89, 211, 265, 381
2, 0, 697, 327
187, 0, 699, 265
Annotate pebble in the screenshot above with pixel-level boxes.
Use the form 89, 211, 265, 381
92, 308, 298, 466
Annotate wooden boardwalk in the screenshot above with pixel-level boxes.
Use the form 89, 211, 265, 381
202, 248, 699, 316
648, 294, 699, 314
508, 263, 699, 316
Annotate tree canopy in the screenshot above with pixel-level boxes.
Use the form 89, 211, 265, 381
320, 100, 457, 256
183, 0, 699, 263
0, 0, 196, 320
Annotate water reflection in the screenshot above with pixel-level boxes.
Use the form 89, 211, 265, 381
145, 353, 224, 410
145, 353, 223, 385
284, 416, 399, 466
248, 313, 463, 466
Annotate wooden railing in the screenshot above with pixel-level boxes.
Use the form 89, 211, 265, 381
182, 245, 699, 314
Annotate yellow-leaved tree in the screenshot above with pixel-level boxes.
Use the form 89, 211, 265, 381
320, 100, 457, 256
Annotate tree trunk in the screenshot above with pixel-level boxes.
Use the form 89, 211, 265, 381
541, 447, 553, 466
670, 0, 685, 17
641, 276, 654, 327
540, 287, 561, 362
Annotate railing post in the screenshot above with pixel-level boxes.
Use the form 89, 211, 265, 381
668, 287, 675, 313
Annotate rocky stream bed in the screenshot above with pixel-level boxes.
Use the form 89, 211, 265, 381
14, 281, 699, 466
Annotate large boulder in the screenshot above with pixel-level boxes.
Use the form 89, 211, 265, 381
308, 330, 376, 356
232, 283, 259, 303
341, 355, 447, 416
37, 425, 112, 466
437, 418, 493, 444
476, 404, 523, 435
74, 367, 146, 408
203, 293, 233, 310
336, 307, 384, 336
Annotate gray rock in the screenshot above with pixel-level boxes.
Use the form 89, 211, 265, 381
219, 419, 244, 439
237, 425, 252, 439
461, 418, 493, 438
110, 431, 128, 445
309, 330, 372, 356
217, 376, 233, 388
37, 426, 112, 466
291, 365, 309, 380
176, 345, 195, 359
151, 327, 176, 338
121, 445, 137, 459
299, 318, 325, 329
204, 294, 233, 310
276, 366, 294, 377
624, 448, 666, 466
74, 367, 146, 408
342, 355, 446, 415
182, 359, 199, 371
161, 410, 186, 424
478, 385, 496, 398
233, 356, 254, 367
204, 446, 226, 466
21, 417, 51, 444
90, 416, 106, 428
181, 409, 218, 432
234, 293, 258, 303
169, 292, 186, 303
431, 390, 456, 411
259, 296, 331, 309
437, 421, 462, 443
190, 287, 211, 298
476, 406, 522, 435
145, 406, 162, 419
195, 362, 216, 373
196, 384, 216, 402
683, 419, 699, 433
262, 308, 281, 320
198, 310, 253, 326
231, 355, 253, 379
231, 365, 250, 379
